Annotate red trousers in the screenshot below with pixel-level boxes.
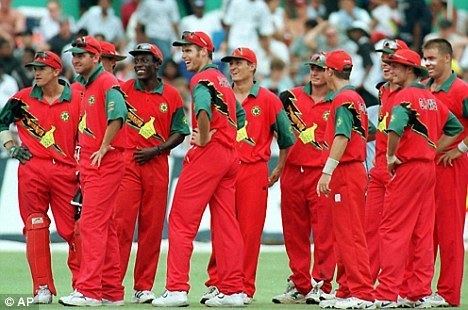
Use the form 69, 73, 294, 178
433, 154, 468, 306
375, 161, 436, 302
280, 164, 335, 295
365, 168, 390, 283
166, 143, 244, 294
206, 161, 268, 297
328, 162, 373, 301
18, 157, 79, 295
114, 150, 169, 291
76, 150, 125, 301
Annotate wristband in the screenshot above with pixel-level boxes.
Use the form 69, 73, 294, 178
322, 157, 339, 175
457, 141, 468, 153
387, 154, 398, 164
0, 130, 13, 147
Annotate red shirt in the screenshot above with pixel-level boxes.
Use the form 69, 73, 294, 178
281, 83, 331, 167
7, 81, 80, 166
324, 86, 368, 163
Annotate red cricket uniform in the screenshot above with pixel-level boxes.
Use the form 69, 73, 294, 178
0, 80, 81, 295
166, 64, 244, 294
365, 82, 401, 283
374, 83, 456, 302
278, 83, 336, 295
75, 64, 127, 301
428, 73, 468, 306
114, 79, 189, 292
205, 82, 294, 297
323, 85, 373, 301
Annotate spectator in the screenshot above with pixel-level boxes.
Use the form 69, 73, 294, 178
370, 0, 400, 37
306, 0, 326, 21
20, 47, 35, 87
424, 19, 468, 62
328, 0, 371, 35
261, 58, 294, 95
161, 59, 181, 84
398, 0, 432, 50
76, 0, 125, 43
38, 0, 75, 42
0, 0, 25, 43
179, 0, 223, 41
0, 38, 29, 88
266, 0, 287, 41
134, 0, 180, 60
346, 21, 374, 87
47, 18, 76, 56
285, 0, 310, 41
121, 0, 140, 30
0, 66, 18, 111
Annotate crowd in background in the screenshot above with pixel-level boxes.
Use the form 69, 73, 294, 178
0, 0, 467, 117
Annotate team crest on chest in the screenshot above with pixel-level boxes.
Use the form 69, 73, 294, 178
251, 106, 261, 116
322, 110, 330, 121
60, 111, 70, 122
88, 95, 95, 105
159, 102, 168, 113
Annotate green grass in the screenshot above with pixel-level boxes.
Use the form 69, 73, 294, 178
0, 250, 467, 309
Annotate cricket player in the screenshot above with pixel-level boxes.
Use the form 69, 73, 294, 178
0, 51, 81, 304
373, 48, 462, 308
99, 41, 126, 74
316, 50, 375, 309
272, 53, 336, 305
365, 39, 408, 284
59, 35, 128, 306
152, 31, 245, 308
202, 47, 294, 304
114, 43, 190, 304
422, 38, 468, 307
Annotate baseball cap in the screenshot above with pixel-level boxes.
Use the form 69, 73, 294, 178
384, 49, 428, 77
129, 43, 164, 60
306, 53, 326, 68
346, 20, 370, 37
325, 50, 353, 71
66, 36, 101, 55
100, 41, 126, 61
173, 31, 214, 52
193, 0, 204, 7
375, 39, 409, 54
25, 51, 63, 70
221, 47, 257, 65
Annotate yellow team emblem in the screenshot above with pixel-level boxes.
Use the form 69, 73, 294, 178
88, 95, 95, 105
299, 123, 318, 144
78, 114, 86, 133
60, 111, 70, 122
160, 102, 168, 113
139, 117, 157, 139
251, 106, 261, 116
377, 112, 389, 132
323, 110, 330, 121
236, 125, 248, 142
40, 126, 56, 148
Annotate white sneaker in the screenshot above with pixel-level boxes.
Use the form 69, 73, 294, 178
335, 297, 376, 309
422, 293, 450, 307
243, 294, 252, 305
102, 298, 125, 306
132, 290, 155, 303
33, 285, 52, 304
272, 279, 305, 304
151, 290, 189, 307
374, 299, 398, 308
306, 279, 332, 304
205, 293, 245, 307
320, 297, 342, 308
200, 286, 219, 304
397, 295, 415, 308
59, 290, 102, 307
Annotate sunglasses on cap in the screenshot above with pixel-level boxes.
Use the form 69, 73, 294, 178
182, 31, 209, 46
34, 51, 50, 60
135, 43, 153, 51
72, 37, 87, 48
310, 53, 326, 63
382, 39, 399, 50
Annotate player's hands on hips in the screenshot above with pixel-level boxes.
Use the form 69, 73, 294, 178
9, 145, 32, 164
437, 147, 462, 167
268, 166, 282, 187
317, 173, 331, 196
134, 146, 161, 165
90, 144, 114, 167
387, 155, 402, 175
191, 128, 217, 147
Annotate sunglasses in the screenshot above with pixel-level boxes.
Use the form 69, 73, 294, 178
310, 53, 326, 63
135, 43, 153, 51
72, 37, 87, 48
383, 39, 398, 50
34, 51, 49, 60
182, 31, 209, 46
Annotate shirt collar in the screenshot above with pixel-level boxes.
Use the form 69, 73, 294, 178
303, 82, 333, 102
330, 84, 355, 100
409, 80, 426, 89
427, 72, 457, 92
248, 81, 260, 97
199, 63, 218, 72
30, 79, 72, 102
76, 63, 104, 86
134, 78, 164, 94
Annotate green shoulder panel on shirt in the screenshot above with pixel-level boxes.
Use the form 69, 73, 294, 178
387, 105, 410, 136
193, 83, 212, 120
334, 106, 353, 139
76, 64, 104, 86
368, 120, 377, 135
105, 87, 128, 122
0, 97, 26, 131
463, 97, 468, 118
236, 100, 246, 129
443, 112, 463, 137
170, 107, 190, 135
272, 109, 295, 149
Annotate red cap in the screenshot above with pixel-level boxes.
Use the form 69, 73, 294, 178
325, 50, 353, 71
99, 41, 126, 61
384, 49, 428, 77
173, 31, 214, 52
129, 43, 164, 60
25, 51, 63, 70
375, 39, 409, 54
221, 47, 257, 65
66, 36, 102, 55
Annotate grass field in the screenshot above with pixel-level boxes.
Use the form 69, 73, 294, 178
0, 249, 467, 309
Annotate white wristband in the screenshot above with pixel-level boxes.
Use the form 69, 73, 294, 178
0, 130, 13, 147
322, 157, 339, 175
457, 141, 468, 153
387, 154, 398, 164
